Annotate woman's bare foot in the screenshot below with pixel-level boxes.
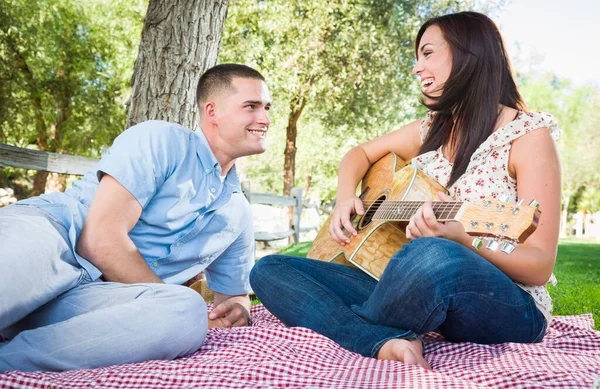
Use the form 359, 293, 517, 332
377, 338, 431, 369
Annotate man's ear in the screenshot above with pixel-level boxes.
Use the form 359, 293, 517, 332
203, 101, 218, 125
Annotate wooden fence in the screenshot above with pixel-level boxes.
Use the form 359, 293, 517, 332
0, 143, 320, 243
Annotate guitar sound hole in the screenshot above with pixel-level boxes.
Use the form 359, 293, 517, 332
358, 194, 386, 230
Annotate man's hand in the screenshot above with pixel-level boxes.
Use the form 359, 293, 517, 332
208, 293, 251, 329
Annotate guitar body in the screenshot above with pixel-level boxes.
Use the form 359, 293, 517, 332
307, 153, 448, 280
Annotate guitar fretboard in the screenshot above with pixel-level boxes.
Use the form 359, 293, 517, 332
370, 201, 464, 221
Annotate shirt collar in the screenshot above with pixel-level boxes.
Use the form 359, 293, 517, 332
193, 127, 219, 171
193, 127, 241, 192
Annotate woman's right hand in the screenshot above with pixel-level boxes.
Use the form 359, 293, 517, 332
329, 196, 365, 245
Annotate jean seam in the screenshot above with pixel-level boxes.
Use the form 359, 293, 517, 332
15, 204, 70, 232
292, 256, 377, 284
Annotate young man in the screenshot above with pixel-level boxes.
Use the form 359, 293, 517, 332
0, 64, 272, 372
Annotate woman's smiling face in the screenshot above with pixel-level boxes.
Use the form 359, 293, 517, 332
413, 25, 453, 102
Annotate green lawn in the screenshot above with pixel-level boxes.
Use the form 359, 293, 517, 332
550, 239, 600, 329
269, 239, 600, 330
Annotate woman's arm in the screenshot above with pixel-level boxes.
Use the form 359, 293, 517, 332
330, 119, 424, 244
407, 127, 561, 286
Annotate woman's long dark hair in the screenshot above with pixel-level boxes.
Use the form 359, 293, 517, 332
416, 11, 526, 187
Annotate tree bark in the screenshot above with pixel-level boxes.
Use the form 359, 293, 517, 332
283, 96, 307, 197
31, 132, 48, 197
126, 0, 229, 130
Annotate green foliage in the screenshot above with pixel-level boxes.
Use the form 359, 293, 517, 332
220, 0, 492, 200
0, 0, 145, 156
578, 185, 600, 214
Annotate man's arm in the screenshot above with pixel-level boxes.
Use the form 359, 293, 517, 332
76, 174, 163, 284
208, 292, 251, 328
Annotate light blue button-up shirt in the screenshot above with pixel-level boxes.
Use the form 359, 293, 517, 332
20, 121, 255, 295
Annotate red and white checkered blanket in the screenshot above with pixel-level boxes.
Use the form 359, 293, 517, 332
1, 305, 598, 388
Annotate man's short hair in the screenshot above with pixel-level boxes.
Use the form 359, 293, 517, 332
196, 64, 265, 108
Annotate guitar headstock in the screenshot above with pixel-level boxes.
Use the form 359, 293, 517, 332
457, 197, 541, 250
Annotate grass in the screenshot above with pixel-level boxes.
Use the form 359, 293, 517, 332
265, 239, 600, 330
549, 239, 600, 329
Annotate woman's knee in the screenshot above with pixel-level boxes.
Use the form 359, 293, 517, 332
383, 237, 476, 294
250, 255, 284, 290
395, 238, 470, 271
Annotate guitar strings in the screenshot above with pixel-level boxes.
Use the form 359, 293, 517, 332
358, 200, 463, 220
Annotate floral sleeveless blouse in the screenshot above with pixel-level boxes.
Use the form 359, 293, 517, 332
412, 111, 560, 324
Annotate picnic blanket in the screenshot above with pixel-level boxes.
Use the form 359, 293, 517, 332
1, 304, 598, 389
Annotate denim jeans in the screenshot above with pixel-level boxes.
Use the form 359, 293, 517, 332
0, 205, 207, 372
250, 237, 547, 358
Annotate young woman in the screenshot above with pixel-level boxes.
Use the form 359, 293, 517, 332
250, 11, 561, 370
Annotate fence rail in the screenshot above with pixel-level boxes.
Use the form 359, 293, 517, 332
0, 144, 97, 175
0, 143, 320, 243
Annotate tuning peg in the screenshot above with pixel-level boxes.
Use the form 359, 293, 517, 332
485, 239, 500, 251
501, 241, 516, 254
516, 198, 524, 205
471, 237, 483, 250
498, 194, 511, 203
528, 199, 540, 208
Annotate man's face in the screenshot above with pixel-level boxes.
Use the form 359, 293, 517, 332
212, 77, 272, 159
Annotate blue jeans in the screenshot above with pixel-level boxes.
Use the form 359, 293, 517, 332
0, 205, 207, 372
250, 237, 547, 358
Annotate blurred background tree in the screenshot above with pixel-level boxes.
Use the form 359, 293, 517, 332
219, 0, 499, 199
0, 0, 146, 195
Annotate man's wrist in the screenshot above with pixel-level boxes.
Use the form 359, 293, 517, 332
233, 302, 251, 325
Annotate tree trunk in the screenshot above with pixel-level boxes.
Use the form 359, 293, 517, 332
304, 170, 312, 197
31, 130, 48, 197
283, 95, 308, 197
31, 171, 49, 196
126, 0, 229, 130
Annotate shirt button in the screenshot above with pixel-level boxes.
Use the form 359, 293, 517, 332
210, 188, 216, 193
176, 242, 181, 247
205, 169, 210, 173
152, 261, 158, 267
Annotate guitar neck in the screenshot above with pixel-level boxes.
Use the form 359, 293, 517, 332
372, 200, 465, 222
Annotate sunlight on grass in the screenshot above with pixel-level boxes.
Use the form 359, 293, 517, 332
549, 239, 600, 329
277, 241, 312, 257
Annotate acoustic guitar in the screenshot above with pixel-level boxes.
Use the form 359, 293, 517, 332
307, 153, 541, 280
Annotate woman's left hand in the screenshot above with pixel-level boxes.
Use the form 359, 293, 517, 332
405, 191, 467, 242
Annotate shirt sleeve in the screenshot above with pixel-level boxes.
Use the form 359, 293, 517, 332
94, 121, 184, 208
204, 209, 255, 296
